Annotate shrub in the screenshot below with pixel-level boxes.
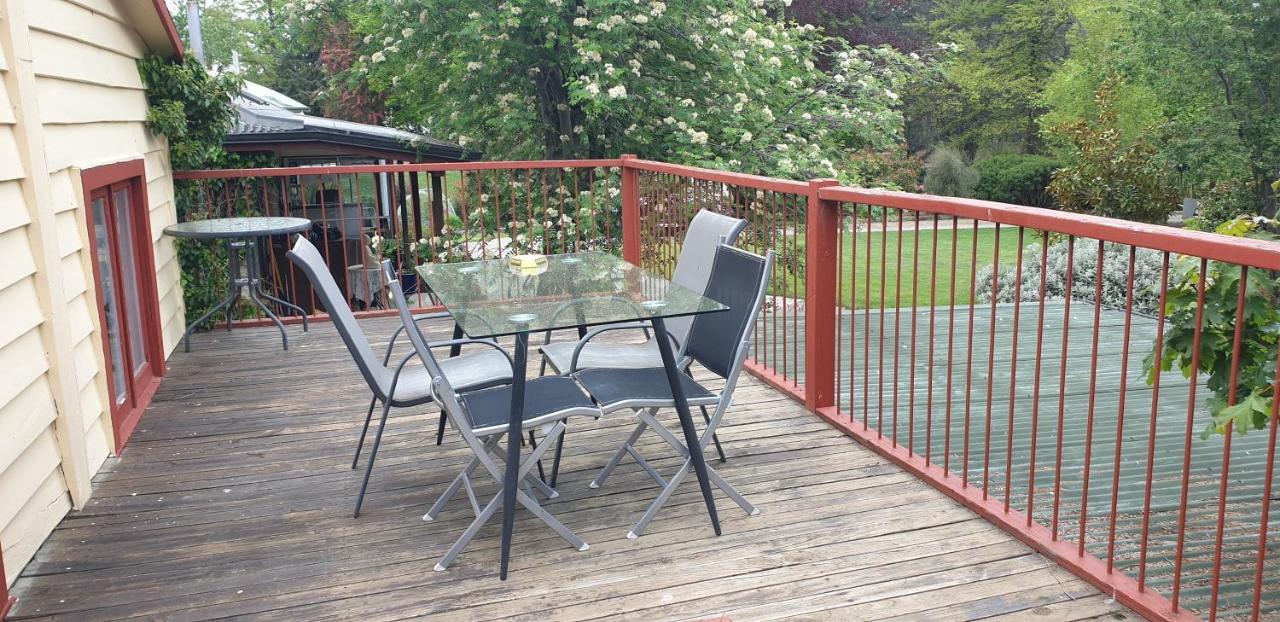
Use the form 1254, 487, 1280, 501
1186, 177, 1260, 231
845, 145, 924, 191
923, 145, 978, 197
1047, 78, 1179, 223
973, 238, 1166, 316
972, 154, 1061, 208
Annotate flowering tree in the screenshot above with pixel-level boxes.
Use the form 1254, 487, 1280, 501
326, 0, 930, 181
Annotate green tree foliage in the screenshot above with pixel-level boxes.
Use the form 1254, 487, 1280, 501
1145, 222, 1280, 438
911, 0, 1073, 153
1046, 79, 1178, 222
972, 153, 1060, 207
1040, 0, 1280, 210
335, 0, 930, 180
922, 144, 976, 197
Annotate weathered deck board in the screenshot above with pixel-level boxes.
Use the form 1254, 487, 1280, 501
8, 317, 1138, 621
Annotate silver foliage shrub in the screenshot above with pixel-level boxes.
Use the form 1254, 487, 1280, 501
973, 239, 1166, 316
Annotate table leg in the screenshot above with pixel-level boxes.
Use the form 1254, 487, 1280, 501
181, 239, 240, 353
250, 238, 309, 333
241, 239, 290, 350
500, 330, 529, 580
650, 317, 721, 535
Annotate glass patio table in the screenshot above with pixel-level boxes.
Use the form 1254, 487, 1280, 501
417, 251, 728, 579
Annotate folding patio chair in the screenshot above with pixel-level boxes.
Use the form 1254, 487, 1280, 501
382, 265, 602, 572
286, 236, 513, 517
538, 209, 747, 375
571, 244, 774, 538
534, 209, 746, 482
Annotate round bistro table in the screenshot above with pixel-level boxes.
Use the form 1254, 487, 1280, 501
165, 217, 312, 352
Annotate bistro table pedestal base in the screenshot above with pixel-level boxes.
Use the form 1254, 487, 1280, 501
181, 239, 308, 352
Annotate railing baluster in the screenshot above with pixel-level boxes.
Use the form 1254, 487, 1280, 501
878, 208, 888, 439
926, 214, 939, 467
1003, 227, 1024, 512
944, 215, 959, 475
962, 220, 979, 486
1138, 251, 1171, 591
1208, 266, 1250, 620
892, 210, 904, 447
1027, 231, 1050, 526
1171, 257, 1209, 611
1079, 240, 1106, 556
1107, 246, 1138, 570
1052, 236, 1076, 540
982, 223, 1001, 498
908, 211, 921, 455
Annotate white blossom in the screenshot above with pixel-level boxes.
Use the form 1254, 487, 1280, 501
607, 85, 627, 99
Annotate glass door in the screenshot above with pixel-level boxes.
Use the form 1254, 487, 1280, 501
88, 181, 157, 428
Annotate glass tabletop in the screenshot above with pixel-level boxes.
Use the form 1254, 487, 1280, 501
164, 217, 312, 240
416, 252, 728, 338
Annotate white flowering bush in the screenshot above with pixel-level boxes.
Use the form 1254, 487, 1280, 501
973, 238, 1167, 316
335, 0, 932, 180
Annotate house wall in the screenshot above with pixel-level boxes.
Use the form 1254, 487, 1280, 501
0, 0, 182, 587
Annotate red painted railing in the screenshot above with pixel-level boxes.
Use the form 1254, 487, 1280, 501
175, 157, 1280, 621
174, 160, 623, 326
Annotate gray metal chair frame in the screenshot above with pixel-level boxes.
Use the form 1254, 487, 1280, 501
538, 209, 747, 375
383, 270, 602, 572
285, 237, 512, 518
572, 244, 775, 538
535, 210, 747, 484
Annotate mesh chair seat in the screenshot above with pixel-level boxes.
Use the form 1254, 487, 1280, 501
460, 376, 599, 436
573, 367, 718, 409
390, 348, 513, 403
539, 339, 665, 374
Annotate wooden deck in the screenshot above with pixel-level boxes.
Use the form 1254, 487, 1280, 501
7, 316, 1141, 621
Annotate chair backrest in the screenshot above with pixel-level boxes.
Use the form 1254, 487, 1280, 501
664, 210, 747, 342
382, 261, 478, 441
683, 244, 774, 380
286, 235, 392, 399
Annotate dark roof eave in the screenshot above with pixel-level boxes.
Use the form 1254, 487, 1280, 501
223, 128, 475, 162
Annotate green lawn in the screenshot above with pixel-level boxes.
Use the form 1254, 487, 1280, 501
652, 223, 1030, 309
836, 225, 1029, 309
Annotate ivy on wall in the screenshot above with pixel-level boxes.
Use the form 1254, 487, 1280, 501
137, 55, 271, 328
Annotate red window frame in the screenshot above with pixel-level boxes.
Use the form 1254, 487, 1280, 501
82, 160, 166, 452
1, 535, 12, 620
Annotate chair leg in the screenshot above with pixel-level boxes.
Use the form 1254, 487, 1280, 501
589, 416, 650, 489
529, 430, 547, 482
434, 423, 581, 572
435, 410, 448, 445
424, 455, 481, 521
629, 461, 690, 538
354, 398, 394, 518
352, 395, 379, 469
549, 423, 566, 488
701, 405, 727, 463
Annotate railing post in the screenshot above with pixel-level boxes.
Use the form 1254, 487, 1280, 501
804, 179, 840, 411
620, 154, 641, 265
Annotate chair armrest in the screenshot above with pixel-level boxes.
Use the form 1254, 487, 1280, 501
382, 310, 458, 364
569, 323, 682, 374
428, 338, 515, 366
411, 310, 453, 322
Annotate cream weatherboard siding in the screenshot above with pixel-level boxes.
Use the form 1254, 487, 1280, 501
0, 0, 182, 587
